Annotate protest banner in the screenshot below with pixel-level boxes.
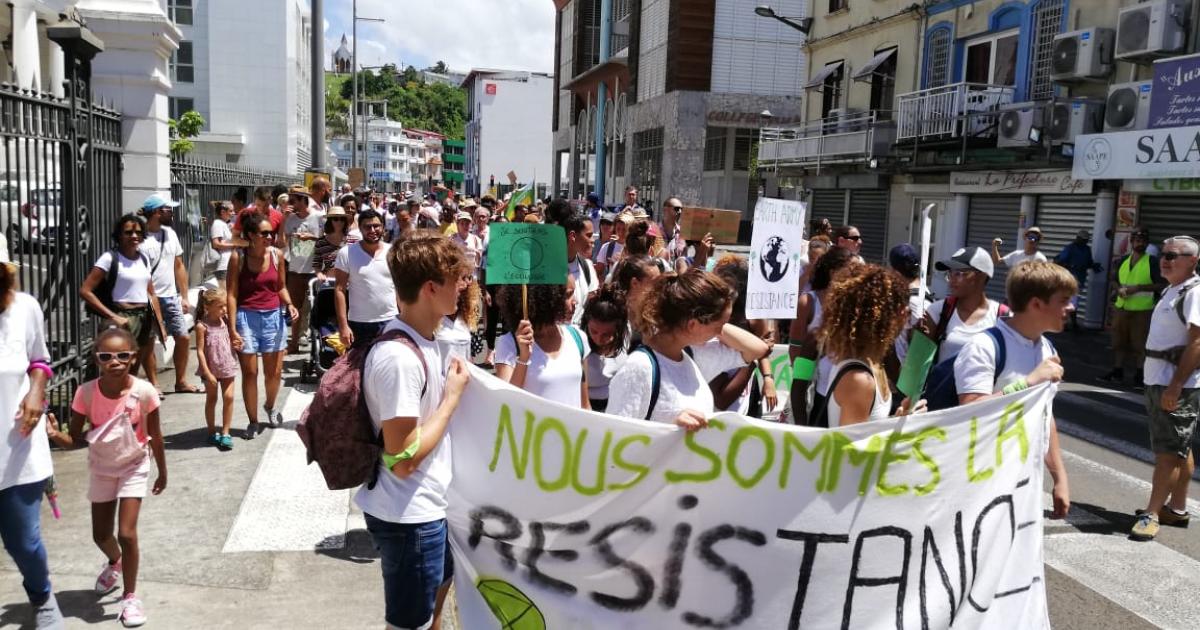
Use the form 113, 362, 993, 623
680, 207, 742, 243
746, 198, 806, 319
448, 370, 1054, 630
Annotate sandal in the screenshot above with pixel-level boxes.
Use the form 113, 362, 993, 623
174, 383, 202, 394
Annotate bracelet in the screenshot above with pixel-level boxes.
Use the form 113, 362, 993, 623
763, 374, 775, 380
27, 361, 53, 380
792, 357, 816, 380
1000, 378, 1029, 395
516, 358, 531, 366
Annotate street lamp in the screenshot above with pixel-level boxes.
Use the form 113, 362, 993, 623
351, 0, 385, 170
754, 5, 812, 34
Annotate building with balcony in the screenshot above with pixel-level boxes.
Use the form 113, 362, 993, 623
463, 68, 554, 198
552, 0, 805, 223
331, 119, 440, 193
443, 139, 466, 190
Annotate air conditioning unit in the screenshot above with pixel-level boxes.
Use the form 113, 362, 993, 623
1051, 27, 1115, 82
1115, 0, 1189, 62
997, 103, 1044, 148
962, 87, 1014, 136
1047, 99, 1105, 145
1104, 81, 1153, 132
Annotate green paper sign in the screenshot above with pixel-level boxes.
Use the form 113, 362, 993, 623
485, 223, 569, 285
897, 330, 938, 401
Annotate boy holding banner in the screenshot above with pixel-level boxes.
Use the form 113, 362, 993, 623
953, 260, 1074, 519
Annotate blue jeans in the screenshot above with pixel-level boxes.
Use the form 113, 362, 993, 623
0, 479, 52, 605
364, 514, 453, 629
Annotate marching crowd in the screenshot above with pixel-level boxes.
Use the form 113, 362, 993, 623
1, 178, 1198, 630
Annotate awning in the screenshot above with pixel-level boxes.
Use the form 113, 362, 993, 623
804, 61, 844, 89
852, 48, 897, 82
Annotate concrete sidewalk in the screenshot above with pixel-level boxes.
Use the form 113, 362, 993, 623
0, 353, 455, 629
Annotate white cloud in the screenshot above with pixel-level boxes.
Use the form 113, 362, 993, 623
330, 0, 556, 74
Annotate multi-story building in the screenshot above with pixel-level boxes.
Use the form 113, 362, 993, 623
550, 0, 806, 227
463, 68, 555, 198
443, 139, 466, 190
166, 0, 314, 174
331, 120, 444, 193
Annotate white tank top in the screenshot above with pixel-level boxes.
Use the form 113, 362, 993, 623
824, 359, 891, 428
806, 290, 823, 334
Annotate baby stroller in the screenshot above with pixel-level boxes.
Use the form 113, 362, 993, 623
300, 277, 342, 383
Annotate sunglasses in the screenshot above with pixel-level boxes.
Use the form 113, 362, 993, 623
1026, 235, 1041, 241
844, 235, 862, 242
97, 351, 135, 363
1163, 251, 1196, 261
123, 229, 144, 236
944, 269, 977, 280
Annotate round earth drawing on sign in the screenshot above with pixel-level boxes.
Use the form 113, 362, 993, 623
509, 237, 545, 271
758, 235, 790, 283
476, 578, 546, 630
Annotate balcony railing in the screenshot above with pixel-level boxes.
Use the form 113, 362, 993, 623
757, 110, 896, 171
895, 82, 1015, 141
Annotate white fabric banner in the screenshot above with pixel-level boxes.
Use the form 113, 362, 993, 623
746, 198, 806, 320
447, 371, 1053, 630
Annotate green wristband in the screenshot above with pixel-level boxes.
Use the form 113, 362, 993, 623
381, 426, 421, 471
792, 357, 816, 381
1000, 378, 1029, 395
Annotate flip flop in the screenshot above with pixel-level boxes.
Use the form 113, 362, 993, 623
174, 383, 202, 394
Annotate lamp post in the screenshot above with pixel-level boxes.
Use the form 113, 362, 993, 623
753, 5, 812, 34
351, 0, 385, 170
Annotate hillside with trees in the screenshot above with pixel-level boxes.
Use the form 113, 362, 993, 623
325, 63, 466, 139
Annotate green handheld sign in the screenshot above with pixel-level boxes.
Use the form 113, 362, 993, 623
486, 223, 569, 285
897, 330, 938, 401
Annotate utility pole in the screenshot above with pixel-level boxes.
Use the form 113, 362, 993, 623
350, 2, 385, 171
593, 0, 612, 203
311, 0, 326, 170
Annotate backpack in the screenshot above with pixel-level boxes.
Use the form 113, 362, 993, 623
87, 249, 154, 316
297, 328, 428, 491
922, 327, 1007, 412
1169, 277, 1200, 324
78, 380, 150, 476
576, 255, 593, 287
635, 344, 695, 420
933, 297, 1010, 344
511, 325, 585, 378
811, 361, 876, 428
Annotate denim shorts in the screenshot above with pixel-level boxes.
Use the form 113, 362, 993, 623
364, 514, 453, 629
235, 308, 287, 355
158, 295, 188, 338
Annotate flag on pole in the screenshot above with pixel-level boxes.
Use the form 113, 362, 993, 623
504, 182, 535, 221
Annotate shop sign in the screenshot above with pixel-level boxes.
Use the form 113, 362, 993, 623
706, 111, 802, 125
1122, 178, 1200, 194
1150, 54, 1200, 129
948, 169, 1091, 194
1073, 125, 1200, 180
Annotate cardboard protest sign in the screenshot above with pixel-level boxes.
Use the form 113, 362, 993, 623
680, 207, 742, 243
746, 198, 807, 319
348, 168, 365, 189
448, 372, 1054, 629
485, 223, 568, 285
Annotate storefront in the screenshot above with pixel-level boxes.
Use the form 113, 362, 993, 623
805, 175, 890, 263
1122, 179, 1200, 245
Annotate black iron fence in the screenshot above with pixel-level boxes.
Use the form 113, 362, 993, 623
169, 159, 300, 285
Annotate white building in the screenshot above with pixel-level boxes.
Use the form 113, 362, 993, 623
462, 69, 554, 197
331, 120, 444, 192
167, 0, 313, 174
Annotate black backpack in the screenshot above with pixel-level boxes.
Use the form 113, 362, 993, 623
635, 344, 694, 420
87, 249, 153, 317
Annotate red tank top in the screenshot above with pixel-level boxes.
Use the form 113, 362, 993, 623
238, 249, 282, 311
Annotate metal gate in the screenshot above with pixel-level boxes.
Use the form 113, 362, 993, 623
1137, 195, 1200, 245
848, 189, 888, 264
0, 25, 124, 418
967, 195, 1021, 302
810, 189, 846, 230
1037, 194, 1097, 309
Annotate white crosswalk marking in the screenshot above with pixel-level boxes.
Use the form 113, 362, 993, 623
1060, 449, 1200, 515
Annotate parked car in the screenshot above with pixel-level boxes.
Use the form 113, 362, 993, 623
2, 182, 62, 252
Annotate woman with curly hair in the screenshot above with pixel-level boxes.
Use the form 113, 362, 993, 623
788, 246, 858, 425
494, 276, 590, 408
580, 286, 629, 412
608, 269, 769, 428
435, 279, 482, 371
816, 265, 923, 427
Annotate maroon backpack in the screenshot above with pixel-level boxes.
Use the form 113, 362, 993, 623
297, 328, 427, 490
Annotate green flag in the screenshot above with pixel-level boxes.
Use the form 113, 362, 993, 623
485, 223, 568, 285
504, 183, 536, 221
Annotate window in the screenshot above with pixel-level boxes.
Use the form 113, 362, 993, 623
169, 0, 193, 26
171, 41, 194, 83
868, 48, 897, 120
963, 29, 1018, 86
924, 27, 952, 88
704, 127, 727, 171
733, 129, 755, 171
829, 0, 848, 12
633, 127, 663, 205
372, 143, 385, 153
821, 62, 845, 119
168, 97, 194, 120
1028, 0, 1065, 100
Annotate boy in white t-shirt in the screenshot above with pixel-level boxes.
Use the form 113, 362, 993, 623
355, 233, 472, 630
954, 260, 1075, 519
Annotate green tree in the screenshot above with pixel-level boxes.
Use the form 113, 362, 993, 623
169, 110, 205, 157
330, 67, 467, 139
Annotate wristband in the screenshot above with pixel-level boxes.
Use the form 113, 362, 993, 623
381, 426, 421, 470
516, 358, 531, 366
792, 357, 816, 381
27, 361, 53, 380
1000, 378, 1029, 395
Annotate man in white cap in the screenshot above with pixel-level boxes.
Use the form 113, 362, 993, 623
139, 192, 197, 394
992, 226, 1048, 269
925, 246, 1009, 363
450, 211, 482, 267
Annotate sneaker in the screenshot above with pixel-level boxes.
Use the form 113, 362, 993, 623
33, 593, 65, 630
264, 407, 283, 426
207, 432, 221, 447
243, 422, 260, 440
1130, 512, 1160, 541
119, 593, 146, 627
219, 434, 234, 450
94, 559, 121, 595
1159, 505, 1191, 528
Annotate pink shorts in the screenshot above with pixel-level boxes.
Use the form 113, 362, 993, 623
88, 457, 151, 503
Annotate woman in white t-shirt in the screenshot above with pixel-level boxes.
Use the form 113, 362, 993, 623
580, 286, 629, 412
608, 269, 770, 428
209, 201, 243, 287
594, 212, 632, 278
817, 265, 922, 428
926, 246, 1008, 364
435, 281, 480, 371
495, 277, 591, 408
80, 214, 167, 379
0, 261, 64, 624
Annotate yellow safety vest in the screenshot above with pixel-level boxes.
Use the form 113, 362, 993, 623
1116, 254, 1155, 311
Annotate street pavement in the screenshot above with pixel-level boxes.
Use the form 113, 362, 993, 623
2, 330, 1198, 629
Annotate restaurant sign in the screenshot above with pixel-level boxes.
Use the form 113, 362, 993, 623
1073, 125, 1200, 180
1150, 53, 1200, 129
949, 169, 1091, 194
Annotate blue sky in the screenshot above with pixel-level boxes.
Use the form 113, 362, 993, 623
323, 0, 557, 74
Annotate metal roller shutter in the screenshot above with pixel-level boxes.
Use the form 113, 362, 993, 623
810, 189, 846, 229
1036, 194, 1097, 310
849, 189, 889, 263
967, 195, 1021, 302
1137, 196, 1200, 246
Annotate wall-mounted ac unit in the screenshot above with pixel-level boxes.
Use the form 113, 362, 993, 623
1051, 28, 1115, 82
1047, 99, 1105, 145
964, 88, 1013, 137
997, 103, 1043, 148
1115, 0, 1189, 62
1104, 81, 1153, 131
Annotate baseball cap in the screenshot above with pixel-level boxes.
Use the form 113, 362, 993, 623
141, 192, 180, 212
586, 192, 601, 205
455, 211, 472, 222
935, 246, 994, 278
1075, 229, 1091, 240
888, 243, 919, 271
1025, 226, 1042, 237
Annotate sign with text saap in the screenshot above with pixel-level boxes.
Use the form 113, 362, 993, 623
485, 223, 568, 285
1150, 53, 1200, 129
